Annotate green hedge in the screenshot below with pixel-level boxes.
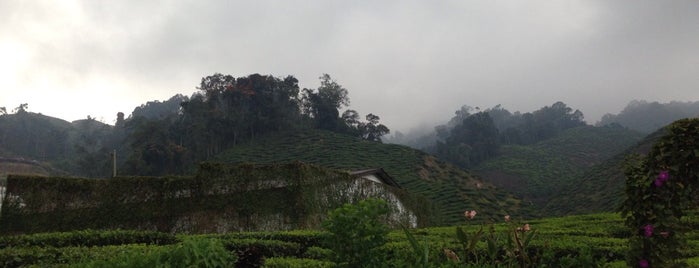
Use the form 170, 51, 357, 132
0, 229, 177, 248
263, 257, 336, 268
221, 238, 302, 258
214, 229, 324, 250
0, 244, 163, 267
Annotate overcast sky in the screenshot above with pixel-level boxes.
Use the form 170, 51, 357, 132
1, 0, 698, 133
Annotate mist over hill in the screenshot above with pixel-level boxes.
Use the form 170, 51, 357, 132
1, 74, 696, 219
596, 100, 699, 133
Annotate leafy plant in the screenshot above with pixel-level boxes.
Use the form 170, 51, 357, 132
401, 226, 430, 267
74, 237, 236, 268
321, 198, 390, 267
620, 118, 699, 267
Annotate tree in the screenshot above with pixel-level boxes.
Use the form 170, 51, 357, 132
13, 103, 28, 114
302, 74, 350, 131
172, 73, 303, 163
436, 112, 499, 168
122, 118, 188, 176
359, 113, 390, 142
131, 94, 188, 120
0, 107, 6, 115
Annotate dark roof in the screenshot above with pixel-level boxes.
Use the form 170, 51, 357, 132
350, 168, 401, 188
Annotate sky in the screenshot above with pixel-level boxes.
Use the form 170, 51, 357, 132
1, 1, 698, 133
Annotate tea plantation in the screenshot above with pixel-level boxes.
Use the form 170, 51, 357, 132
3, 212, 699, 267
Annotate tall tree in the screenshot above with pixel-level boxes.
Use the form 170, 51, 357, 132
302, 74, 349, 131
359, 113, 390, 142
436, 112, 499, 168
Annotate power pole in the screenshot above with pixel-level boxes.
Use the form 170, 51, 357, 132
112, 149, 117, 178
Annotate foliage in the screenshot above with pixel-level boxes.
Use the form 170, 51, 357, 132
402, 226, 430, 267
4, 212, 699, 266
435, 111, 500, 168
446, 212, 539, 267
219, 238, 301, 258
74, 237, 236, 268
474, 125, 644, 213
215, 129, 532, 226
130, 94, 188, 120
597, 100, 699, 133
0, 73, 392, 178
264, 257, 336, 268
0, 109, 127, 177
302, 74, 349, 131
620, 118, 699, 267
302, 75, 390, 141
322, 198, 390, 267
0, 229, 177, 248
0, 162, 421, 234
358, 113, 390, 142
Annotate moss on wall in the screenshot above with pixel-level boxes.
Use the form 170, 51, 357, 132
0, 162, 428, 234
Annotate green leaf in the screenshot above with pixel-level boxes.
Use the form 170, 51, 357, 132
456, 227, 468, 245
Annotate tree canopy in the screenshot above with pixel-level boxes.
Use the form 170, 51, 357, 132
118, 73, 389, 176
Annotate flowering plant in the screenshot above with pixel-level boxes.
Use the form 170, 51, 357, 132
620, 118, 699, 267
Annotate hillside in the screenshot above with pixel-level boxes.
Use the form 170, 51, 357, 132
214, 129, 534, 226
596, 100, 699, 133
0, 112, 115, 176
0, 158, 52, 176
546, 127, 667, 215
471, 125, 644, 214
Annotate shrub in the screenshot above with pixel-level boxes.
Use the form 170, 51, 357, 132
220, 238, 301, 258
0, 229, 177, 248
303, 246, 333, 260
74, 237, 236, 268
621, 118, 699, 267
263, 257, 336, 268
322, 198, 390, 267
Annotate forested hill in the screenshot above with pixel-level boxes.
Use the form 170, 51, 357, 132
471, 125, 644, 216
596, 100, 699, 133
0, 73, 393, 178
546, 127, 667, 216
0, 110, 112, 176
214, 129, 534, 226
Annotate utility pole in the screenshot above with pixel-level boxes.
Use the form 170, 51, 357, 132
112, 149, 117, 178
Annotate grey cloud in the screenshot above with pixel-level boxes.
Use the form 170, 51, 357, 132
1, 1, 697, 131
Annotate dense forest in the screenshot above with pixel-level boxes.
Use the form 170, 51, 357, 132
596, 100, 699, 133
388, 102, 586, 169
388, 100, 699, 170
0, 73, 390, 177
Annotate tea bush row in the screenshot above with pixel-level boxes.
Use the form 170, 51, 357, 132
0, 229, 177, 248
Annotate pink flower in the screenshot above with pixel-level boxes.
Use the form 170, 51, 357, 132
643, 224, 654, 237
654, 171, 670, 187
504, 215, 511, 222
522, 224, 530, 232
639, 259, 649, 268
464, 210, 477, 220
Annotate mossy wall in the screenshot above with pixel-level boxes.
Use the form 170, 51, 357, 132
0, 162, 424, 234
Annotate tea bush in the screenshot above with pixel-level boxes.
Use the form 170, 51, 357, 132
74, 237, 236, 268
322, 198, 390, 267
